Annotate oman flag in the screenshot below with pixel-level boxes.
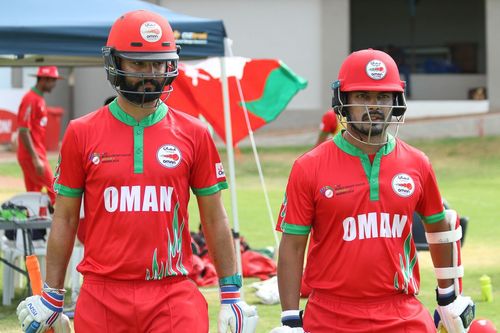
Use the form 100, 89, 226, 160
167, 57, 307, 145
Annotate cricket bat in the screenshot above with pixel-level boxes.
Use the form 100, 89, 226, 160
26, 255, 71, 333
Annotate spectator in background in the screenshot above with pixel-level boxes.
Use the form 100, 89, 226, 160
315, 108, 339, 146
16, 66, 63, 206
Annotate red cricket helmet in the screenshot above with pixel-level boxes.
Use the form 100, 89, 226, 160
469, 319, 497, 333
332, 48, 406, 117
102, 10, 179, 106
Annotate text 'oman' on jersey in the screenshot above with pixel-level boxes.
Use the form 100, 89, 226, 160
343, 213, 408, 241
103, 185, 174, 212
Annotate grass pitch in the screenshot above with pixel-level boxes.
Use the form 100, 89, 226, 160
0, 135, 499, 332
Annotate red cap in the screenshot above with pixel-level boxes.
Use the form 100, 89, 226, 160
32, 66, 64, 80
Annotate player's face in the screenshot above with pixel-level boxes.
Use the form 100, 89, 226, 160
41, 77, 57, 93
119, 59, 167, 104
346, 91, 394, 137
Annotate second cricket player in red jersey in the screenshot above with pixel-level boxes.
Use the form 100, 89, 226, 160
271, 49, 475, 333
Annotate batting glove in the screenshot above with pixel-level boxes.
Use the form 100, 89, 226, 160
434, 288, 475, 333
270, 310, 305, 333
218, 285, 259, 333
17, 283, 64, 333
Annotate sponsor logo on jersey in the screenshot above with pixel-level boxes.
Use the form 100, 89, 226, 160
103, 185, 174, 212
88, 152, 129, 164
157, 144, 182, 168
320, 185, 334, 198
391, 173, 415, 197
366, 59, 387, 80
215, 162, 225, 178
342, 212, 408, 241
140, 21, 162, 43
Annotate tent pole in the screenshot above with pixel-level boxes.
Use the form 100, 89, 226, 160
220, 49, 244, 297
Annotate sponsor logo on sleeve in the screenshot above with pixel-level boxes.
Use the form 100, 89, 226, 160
391, 173, 415, 197
215, 162, 225, 178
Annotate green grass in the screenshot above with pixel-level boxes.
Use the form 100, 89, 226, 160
1, 136, 500, 332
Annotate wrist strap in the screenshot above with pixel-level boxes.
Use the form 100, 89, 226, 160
281, 310, 303, 328
41, 283, 65, 313
220, 285, 241, 304
435, 287, 457, 306
219, 273, 242, 288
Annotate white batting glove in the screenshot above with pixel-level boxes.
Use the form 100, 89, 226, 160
435, 292, 475, 333
218, 285, 258, 333
17, 284, 64, 333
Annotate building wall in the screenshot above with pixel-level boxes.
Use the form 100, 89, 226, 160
486, 0, 500, 112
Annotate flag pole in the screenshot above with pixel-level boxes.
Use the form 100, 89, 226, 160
220, 39, 244, 297
224, 40, 281, 253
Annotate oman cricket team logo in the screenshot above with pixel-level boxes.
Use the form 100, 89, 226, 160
366, 59, 387, 80
89, 152, 100, 165
391, 173, 415, 197
319, 185, 334, 198
140, 21, 162, 42
157, 144, 182, 168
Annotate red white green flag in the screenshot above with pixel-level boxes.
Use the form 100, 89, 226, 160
167, 57, 307, 146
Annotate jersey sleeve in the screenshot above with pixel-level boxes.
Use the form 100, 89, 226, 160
53, 123, 85, 197
415, 157, 445, 224
17, 97, 34, 130
190, 127, 228, 196
276, 160, 314, 235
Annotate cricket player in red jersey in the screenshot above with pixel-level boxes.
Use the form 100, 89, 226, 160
314, 109, 339, 147
271, 49, 475, 333
17, 66, 63, 205
17, 10, 258, 333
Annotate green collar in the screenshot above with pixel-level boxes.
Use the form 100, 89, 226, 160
31, 87, 43, 96
333, 130, 396, 157
333, 130, 396, 201
108, 100, 168, 127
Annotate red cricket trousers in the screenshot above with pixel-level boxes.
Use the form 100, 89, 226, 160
74, 274, 209, 332
303, 290, 436, 333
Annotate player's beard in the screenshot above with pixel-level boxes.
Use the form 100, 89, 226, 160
350, 110, 389, 137
119, 77, 165, 105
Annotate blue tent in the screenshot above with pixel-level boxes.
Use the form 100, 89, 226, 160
0, 0, 226, 65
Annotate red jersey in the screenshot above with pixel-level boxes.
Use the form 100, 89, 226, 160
319, 109, 338, 134
54, 101, 228, 280
277, 132, 445, 298
17, 87, 48, 159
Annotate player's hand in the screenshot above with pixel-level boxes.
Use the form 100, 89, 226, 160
17, 287, 64, 333
269, 326, 305, 333
434, 295, 475, 333
218, 301, 258, 333
32, 156, 44, 175
218, 284, 258, 333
